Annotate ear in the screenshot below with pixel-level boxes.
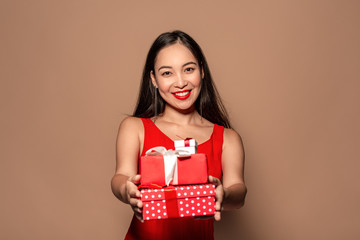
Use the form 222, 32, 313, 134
201, 66, 205, 79
150, 70, 158, 88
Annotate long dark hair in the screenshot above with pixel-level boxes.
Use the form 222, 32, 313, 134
133, 30, 231, 128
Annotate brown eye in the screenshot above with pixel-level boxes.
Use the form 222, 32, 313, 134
162, 71, 171, 76
185, 67, 194, 73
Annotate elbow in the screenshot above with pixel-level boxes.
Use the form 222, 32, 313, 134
240, 185, 247, 207
223, 184, 247, 210
110, 175, 120, 199
235, 186, 247, 209
110, 174, 127, 203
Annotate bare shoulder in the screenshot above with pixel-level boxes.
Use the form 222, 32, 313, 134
117, 116, 144, 145
223, 128, 243, 144
115, 117, 144, 175
116, 117, 143, 157
223, 128, 244, 152
118, 116, 143, 134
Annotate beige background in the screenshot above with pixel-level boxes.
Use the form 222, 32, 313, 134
1, 0, 359, 239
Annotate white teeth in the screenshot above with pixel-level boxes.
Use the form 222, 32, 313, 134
174, 91, 190, 96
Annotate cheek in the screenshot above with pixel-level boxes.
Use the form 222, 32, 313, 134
193, 78, 202, 98
191, 73, 202, 86
191, 78, 202, 97
192, 76, 202, 88
157, 80, 172, 93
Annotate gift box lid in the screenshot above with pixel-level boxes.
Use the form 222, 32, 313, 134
140, 184, 216, 202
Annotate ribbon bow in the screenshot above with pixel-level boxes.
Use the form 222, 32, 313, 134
145, 147, 191, 186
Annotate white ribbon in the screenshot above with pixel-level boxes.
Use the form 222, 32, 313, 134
145, 147, 191, 186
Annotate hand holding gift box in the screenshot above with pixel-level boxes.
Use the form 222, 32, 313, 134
140, 146, 208, 186
139, 139, 215, 221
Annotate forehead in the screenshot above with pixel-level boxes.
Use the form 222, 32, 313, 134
155, 43, 197, 67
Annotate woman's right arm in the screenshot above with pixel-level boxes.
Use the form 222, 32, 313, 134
111, 117, 144, 221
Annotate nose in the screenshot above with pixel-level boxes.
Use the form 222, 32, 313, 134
175, 73, 188, 89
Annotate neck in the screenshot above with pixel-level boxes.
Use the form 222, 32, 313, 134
159, 104, 201, 125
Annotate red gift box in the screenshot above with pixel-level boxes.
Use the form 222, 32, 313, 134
141, 184, 216, 220
140, 150, 208, 186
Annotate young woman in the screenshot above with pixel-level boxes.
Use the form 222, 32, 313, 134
111, 30, 247, 240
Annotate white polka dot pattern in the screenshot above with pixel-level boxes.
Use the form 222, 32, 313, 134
141, 183, 216, 220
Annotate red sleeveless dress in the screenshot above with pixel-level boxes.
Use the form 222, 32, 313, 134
124, 118, 224, 240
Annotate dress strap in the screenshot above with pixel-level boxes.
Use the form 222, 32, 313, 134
212, 124, 224, 152
140, 118, 152, 156
140, 118, 174, 156
211, 124, 224, 178
141, 117, 153, 127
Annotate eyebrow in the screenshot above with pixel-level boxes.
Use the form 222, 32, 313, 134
157, 61, 198, 72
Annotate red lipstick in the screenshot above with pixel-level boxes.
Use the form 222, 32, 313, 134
172, 90, 191, 100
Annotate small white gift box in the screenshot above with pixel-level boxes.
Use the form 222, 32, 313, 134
174, 138, 198, 154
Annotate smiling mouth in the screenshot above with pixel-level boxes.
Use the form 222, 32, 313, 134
174, 91, 190, 96
172, 90, 191, 99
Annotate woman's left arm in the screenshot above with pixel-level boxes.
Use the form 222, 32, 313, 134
209, 128, 247, 221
